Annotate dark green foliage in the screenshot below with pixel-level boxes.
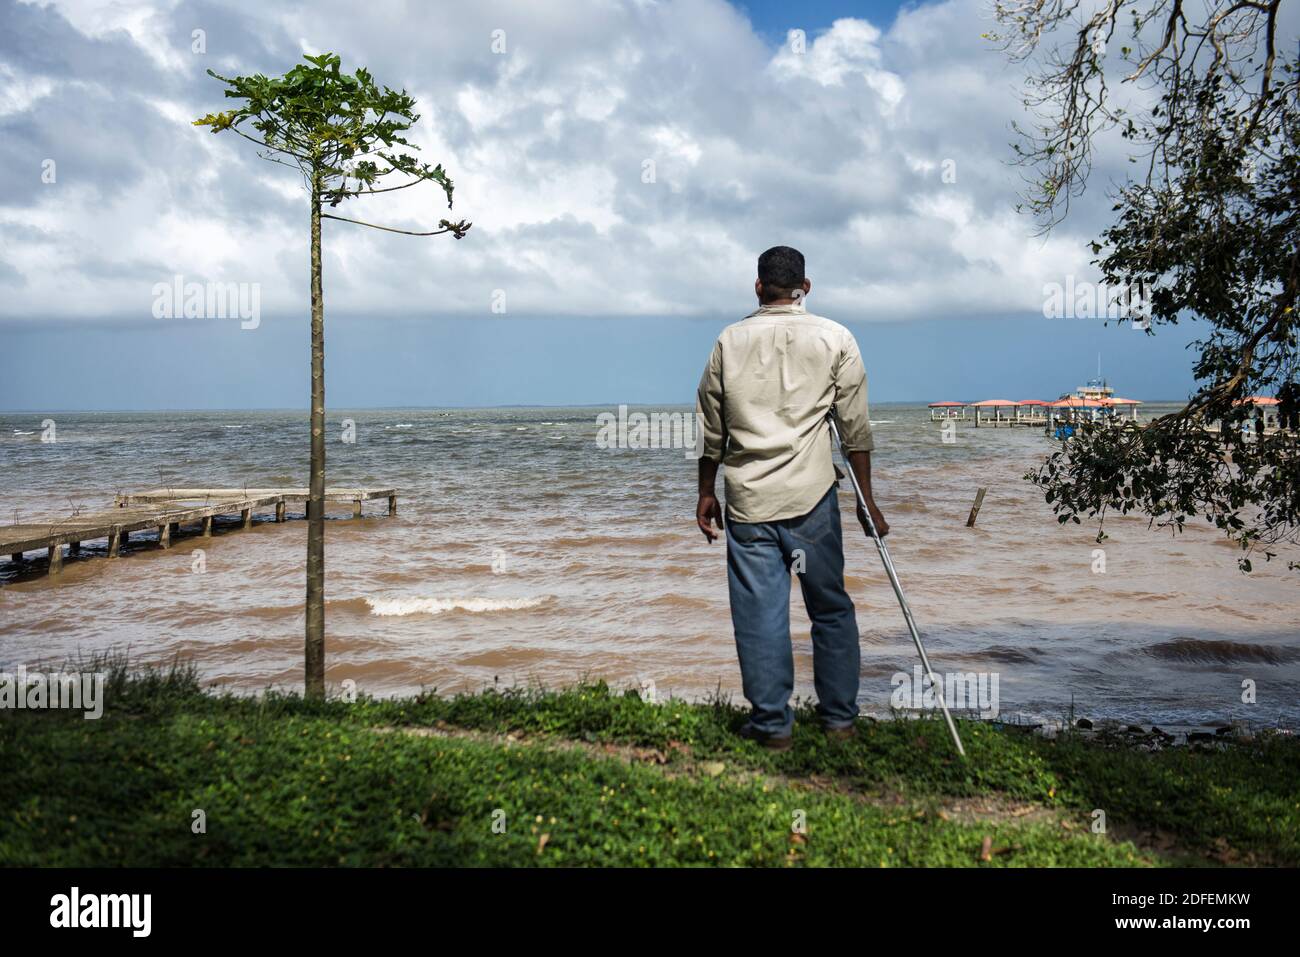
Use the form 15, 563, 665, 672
993, 2, 1299, 570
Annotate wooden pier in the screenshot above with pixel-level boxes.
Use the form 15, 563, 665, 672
2, 487, 396, 578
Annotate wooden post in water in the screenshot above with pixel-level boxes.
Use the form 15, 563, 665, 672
241, 508, 252, 529
158, 523, 171, 549
47, 544, 63, 574
388, 494, 397, 517
202, 516, 213, 537
275, 501, 286, 523
966, 487, 988, 528
10, 552, 21, 563
69, 541, 81, 556
353, 500, 363, 519
108, 526, 122, 558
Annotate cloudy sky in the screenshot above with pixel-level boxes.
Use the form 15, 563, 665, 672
0, 0, 1213, 409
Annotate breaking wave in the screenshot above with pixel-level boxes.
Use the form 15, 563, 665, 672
364, 595, 552, 617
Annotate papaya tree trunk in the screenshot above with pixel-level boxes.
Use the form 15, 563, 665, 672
305, 184, 326, 697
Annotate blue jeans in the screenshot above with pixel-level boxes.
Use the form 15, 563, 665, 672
725, 484, 861, 736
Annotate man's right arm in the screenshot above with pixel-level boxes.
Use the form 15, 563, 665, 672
833, 334, 889, 537
846, 450, 889, 538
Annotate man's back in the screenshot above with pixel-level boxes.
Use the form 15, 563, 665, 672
693, 244, 888, 748
696, 301, 874, 524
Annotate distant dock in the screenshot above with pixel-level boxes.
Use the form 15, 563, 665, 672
929, 392, 1143, 429
929, 401, 1052, 428
3, 487, 397, 578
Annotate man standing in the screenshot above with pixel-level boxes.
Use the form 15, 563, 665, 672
695, 246, 887, 751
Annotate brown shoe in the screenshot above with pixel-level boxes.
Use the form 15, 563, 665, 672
823, 724, 857, 742
739, 724, 793, 752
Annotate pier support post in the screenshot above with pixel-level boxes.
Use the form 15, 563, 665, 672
275, 501, 286, 523
69, 541, 81, 556
48, 544, 63, 574
202, 516, 213, 537
108, 526, 122, 558
241, 508, 252, 529
353, 501, 363, 519
10, 553, 21, 563
158, 523, 171, 549
388, 495, 397, 517
966, 487, 988, 528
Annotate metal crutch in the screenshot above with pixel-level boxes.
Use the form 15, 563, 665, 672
827, 412, 966, 758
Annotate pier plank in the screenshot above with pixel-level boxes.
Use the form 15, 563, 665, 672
115, 487, 395, 505
2, 487, 397, 577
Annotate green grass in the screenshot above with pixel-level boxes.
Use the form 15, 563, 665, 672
1, 658, 1295, 867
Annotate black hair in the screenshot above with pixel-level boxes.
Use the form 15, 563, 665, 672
757, 246, 805, 301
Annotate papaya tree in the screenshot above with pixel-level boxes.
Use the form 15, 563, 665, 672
195, 53, 470, 695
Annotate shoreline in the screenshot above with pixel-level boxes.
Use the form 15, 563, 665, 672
9, 652, 1291, 750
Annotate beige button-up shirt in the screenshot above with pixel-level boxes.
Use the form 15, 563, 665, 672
695, 302, 875, 524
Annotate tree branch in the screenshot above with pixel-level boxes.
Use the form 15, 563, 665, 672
320, 213, 470, 237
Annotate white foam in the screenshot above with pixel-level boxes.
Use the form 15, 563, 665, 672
365, 595, 550, 617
